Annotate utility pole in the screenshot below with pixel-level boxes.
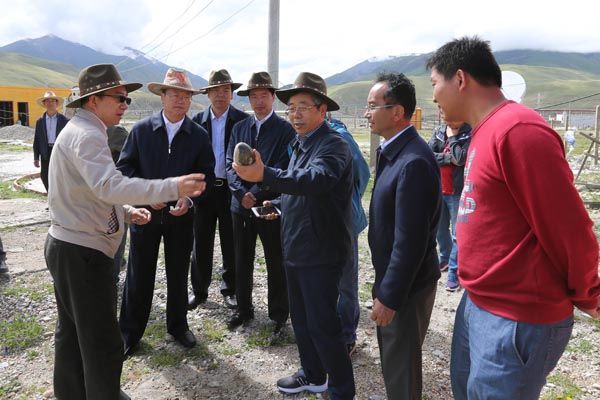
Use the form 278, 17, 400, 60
268, 0, 280, 89
595, 105, 600, 165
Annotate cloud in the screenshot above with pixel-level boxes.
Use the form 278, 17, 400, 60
1, 0, 600, 85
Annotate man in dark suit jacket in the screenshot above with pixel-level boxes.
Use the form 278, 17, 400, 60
118, 69, 215, 353
225, 72, 295, 332
33, 91, 68, 191
188, 69, 249, 310
234, 72, 355, 399
366, 73, 442, 400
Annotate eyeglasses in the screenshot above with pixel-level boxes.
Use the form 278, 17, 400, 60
285, 105, 317, 115
98, 94, 132, 105
364, 104, 397, 112
165, 93, 192, 102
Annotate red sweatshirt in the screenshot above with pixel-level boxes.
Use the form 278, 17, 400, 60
457, 101, 600, 323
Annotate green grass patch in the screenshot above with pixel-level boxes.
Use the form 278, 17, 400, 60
142, 321, 167, 348
2, 282, 54, 302
0, 314, 44, 351
567, 338, 595, 354
26, 349, 39, 360
246, 323, 295, 348
202, 319, 227, 343
147, 342, 210, 368
359, 281, 373, 303
215, 343, 240, 356
0, 143, 30, 152
0, 181, 45, 200
575, 314, 600, 331
362, 176, 375, 205
542, 373, 582, 400
148, 348, 184, 367
0, 379, 21, 397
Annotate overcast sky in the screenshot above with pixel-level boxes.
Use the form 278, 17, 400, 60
1, 0, 600, 85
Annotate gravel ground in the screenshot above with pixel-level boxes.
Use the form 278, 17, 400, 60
0, 145, 599, 399
0, 125, 35, 143
0, 214, 599, 399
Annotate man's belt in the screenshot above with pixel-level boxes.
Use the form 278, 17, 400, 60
214, 178, 226, 187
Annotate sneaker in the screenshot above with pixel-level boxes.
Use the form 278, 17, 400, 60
347, 341, 357, 356
276, 368, 327, 394
438, 261, 449, 272
445, 278, 460, 292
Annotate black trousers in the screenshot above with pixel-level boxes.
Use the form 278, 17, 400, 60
44, 234, 123, 400
119, 220, 193, 349
0, 234, 5, 260
189, 184, 235, 298
40, 146, 52, 191
286, 265, 355, 400
376, 282, 437, 400
232, 212, 288, 322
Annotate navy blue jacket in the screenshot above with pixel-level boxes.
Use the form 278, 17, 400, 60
427, 123, 471, 195
262, 122, 353, 269
368, 126, 442, 310
33, 112, 68, 161
226, 112, 295, 216
117, 112, 215, 224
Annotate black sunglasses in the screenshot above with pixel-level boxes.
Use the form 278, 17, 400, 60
97, 94, 132, 105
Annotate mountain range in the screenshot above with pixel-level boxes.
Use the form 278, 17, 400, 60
0, 34, 208, 89
1, 35, 599, 112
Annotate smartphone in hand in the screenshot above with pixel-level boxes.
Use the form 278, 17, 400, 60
251, 205, 281, 218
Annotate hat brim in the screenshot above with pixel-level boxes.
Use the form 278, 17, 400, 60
36, 96, 63, 107
275, 88, 339, 111
66, 82, 143, 108
147, 83, 202, 96
237, 85, 277, 97
198, 82, 243, 94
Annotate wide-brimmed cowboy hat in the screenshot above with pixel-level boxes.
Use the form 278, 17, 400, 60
148, 68, 201, 96
198, 69, 242, 94
66, 64, 142, 108
275, 72, 339, 111
36, 91, 63, 107
237, 72, 278, 97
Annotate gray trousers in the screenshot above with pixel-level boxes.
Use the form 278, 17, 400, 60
376, 283, 437, 400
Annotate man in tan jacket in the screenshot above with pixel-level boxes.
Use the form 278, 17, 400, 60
45, 64, 206, 400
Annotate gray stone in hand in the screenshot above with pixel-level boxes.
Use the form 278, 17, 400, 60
233, 142, 255, 166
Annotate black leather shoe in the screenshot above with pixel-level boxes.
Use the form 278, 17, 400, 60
227, 312, 253, 330
0, 259, 8, 274
187, 294, 207, 310
173, 330, 196, 348
273, 320, 286, 335
223, 295, 237, 309
123, 342, 140, 358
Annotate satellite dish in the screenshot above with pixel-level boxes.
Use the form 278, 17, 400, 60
501, 71, 526, 103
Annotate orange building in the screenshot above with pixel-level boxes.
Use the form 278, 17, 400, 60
0, 86, 71, 127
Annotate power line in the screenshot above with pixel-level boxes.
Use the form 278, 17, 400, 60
139, 0, 196, 51
121, 0, 257, 74
141, 0, 215, 59
535, 91, 600, 110
115, 0, 199, 68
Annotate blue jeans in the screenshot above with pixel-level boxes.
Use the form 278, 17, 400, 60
437, 194, 460, 281
337, 235, 359, 344
451, 292, 573, 400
